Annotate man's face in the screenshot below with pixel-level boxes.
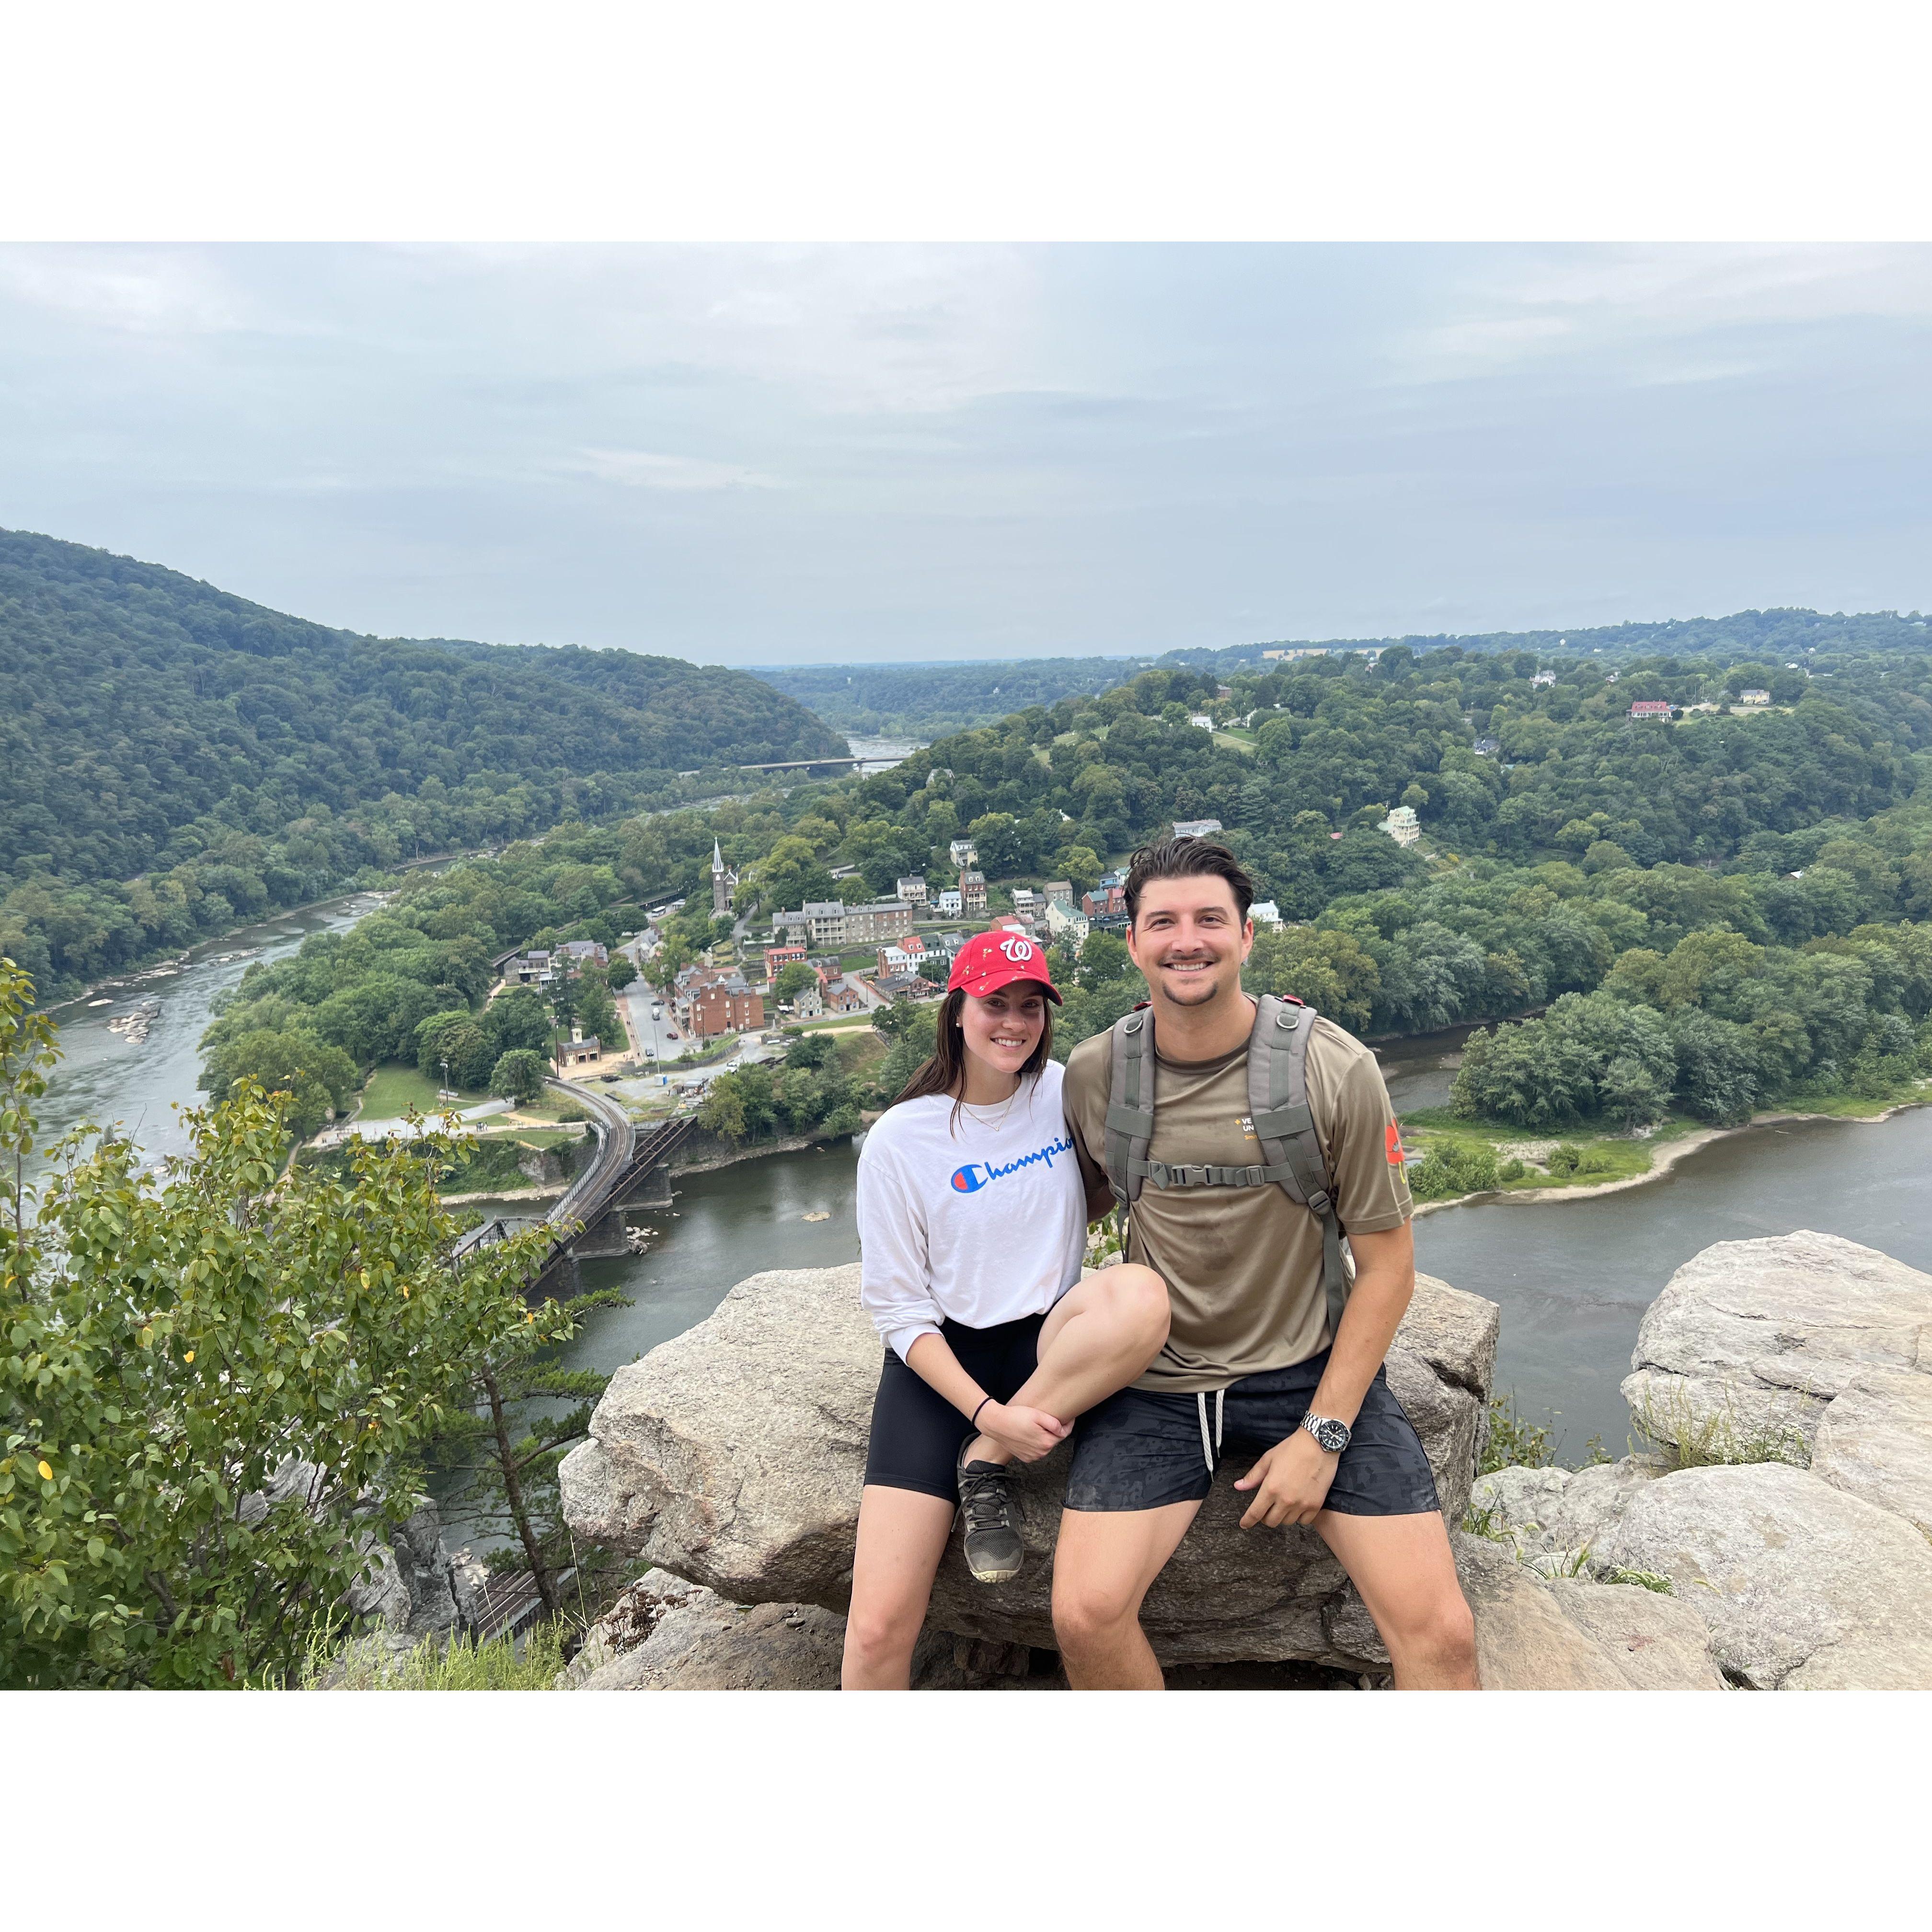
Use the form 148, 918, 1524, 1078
1126, 875, 1253, 1011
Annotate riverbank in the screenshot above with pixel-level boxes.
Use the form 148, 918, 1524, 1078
1411, 1086, 1932, 1217
669, 1123, 849, 1176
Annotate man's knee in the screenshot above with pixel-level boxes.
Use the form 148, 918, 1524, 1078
1101, 1264, 1171, 1351
1391, 1589, 1477, 1674
1052, 1576, 1139, 1653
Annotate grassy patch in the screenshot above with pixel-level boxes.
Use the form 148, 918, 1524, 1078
1401, 1106, 1697, 1200
307, 1622, 570, 1690
358, 1062, 488, 1119
1629, 1385, 1810, 1472
508, 1091, 591, 1124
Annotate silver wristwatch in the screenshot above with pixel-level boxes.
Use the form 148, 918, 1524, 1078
1300, 1412, 1351, 1455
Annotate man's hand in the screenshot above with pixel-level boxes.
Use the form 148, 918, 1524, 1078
979, 1402, 1070, 1464
1233, 1428, 1338, 1529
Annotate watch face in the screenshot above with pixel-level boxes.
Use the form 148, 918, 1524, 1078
1311, 1416, 1350, 1454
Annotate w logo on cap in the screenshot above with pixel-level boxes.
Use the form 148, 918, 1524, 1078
999, 938, 1034, 963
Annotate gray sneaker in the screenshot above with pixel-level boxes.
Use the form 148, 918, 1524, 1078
956, 1444, 1024, 1585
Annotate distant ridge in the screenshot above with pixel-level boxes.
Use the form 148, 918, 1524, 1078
0, 528, 846, 996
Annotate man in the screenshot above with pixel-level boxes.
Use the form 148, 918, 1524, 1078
1055, 836, 1479, 1689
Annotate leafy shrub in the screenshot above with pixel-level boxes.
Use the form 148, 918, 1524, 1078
1408, 1139, 1501, 1200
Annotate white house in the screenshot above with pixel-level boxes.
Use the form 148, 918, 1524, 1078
1188, 713, 1215, 730
936, 887, 963, 917
1249, 900, 1282, 927
1379, 805, 1421, 847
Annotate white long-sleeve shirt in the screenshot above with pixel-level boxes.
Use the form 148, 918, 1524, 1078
855, 1060, 1087, 1363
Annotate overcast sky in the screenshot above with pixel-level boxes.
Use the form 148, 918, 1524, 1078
2, 243, 1928, 664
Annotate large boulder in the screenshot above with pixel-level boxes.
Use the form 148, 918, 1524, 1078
1808, 1368, 1932, 1537
1451, 1532, 1725, 1690
1621, 1231, 1932, 1462
1602, 1462, 1932, 1689
562, 1262, 1498, 1668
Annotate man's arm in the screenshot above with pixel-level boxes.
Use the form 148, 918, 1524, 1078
1232, 1222, 1415, 1529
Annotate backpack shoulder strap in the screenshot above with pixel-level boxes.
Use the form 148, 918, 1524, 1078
1102, 1007, 1157, 1214
1247, 994, 1352, 1339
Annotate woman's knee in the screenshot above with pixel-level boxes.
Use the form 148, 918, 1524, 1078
844, 1599, 923, 1666
1102, 1264, 1171, 1349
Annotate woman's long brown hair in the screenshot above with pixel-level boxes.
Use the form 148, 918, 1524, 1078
892, 986, 1055, 1131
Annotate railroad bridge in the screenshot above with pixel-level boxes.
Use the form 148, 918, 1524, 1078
451, 1080, 693, 1297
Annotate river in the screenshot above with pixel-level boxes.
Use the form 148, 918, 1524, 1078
29, 890, 387, 1186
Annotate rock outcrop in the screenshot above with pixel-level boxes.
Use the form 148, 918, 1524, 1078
1470, 1230, 1932, 1690
563, 1552, 1723, 1690
1621, 1231, 1932, 1461
561, 1262, 1498, 1669
1602, 1462, 1932, 1689
564, 1569, 850, 1690
1451, 1532, 1725, 1690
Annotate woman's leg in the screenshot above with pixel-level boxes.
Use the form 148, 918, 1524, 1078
963, 1264, 1171, 1467
840, 1485, 957, 1690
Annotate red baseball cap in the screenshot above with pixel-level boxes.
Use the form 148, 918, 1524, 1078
947, 928, 1062, 1003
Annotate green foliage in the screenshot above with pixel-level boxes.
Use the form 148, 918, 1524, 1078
1408, 1139, 1502, 1200
199, 1026, 360, 1139
1454, 918, 1932, 1130
1478, 1395, 1558, 1475
1629, 1385, 1810, 1471
604, 954, 637, 992
0, 962, 566, 1687
0, 529, 846, 1000
772, 960, 818, 1004
488, 1049, 546, 1105
699, 1040, 867, 1143
1244, 924, 1380, 1034
306, 1619, 570, 1690
572, 971, 620, 1052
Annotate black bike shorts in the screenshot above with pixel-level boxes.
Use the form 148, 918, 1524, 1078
862, 1312, 1047, 1503
1065, 1349, 1441, 1518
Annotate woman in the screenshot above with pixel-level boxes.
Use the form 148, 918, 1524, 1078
842, 928, 1171, 1690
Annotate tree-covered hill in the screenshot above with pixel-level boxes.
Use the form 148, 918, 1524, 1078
756, 608, 1932, 738
0, 529, 846, 996
750, 656, 1152, 736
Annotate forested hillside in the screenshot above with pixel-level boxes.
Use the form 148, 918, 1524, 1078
758, 608, 1932, 739
0, 530, 845, 997
751, 656, 1150, 736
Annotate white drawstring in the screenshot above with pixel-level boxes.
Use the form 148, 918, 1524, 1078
1195, 1389, 1226, 1473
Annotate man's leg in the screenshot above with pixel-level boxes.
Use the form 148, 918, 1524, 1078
841, 1486, 956, 1690
962, 1264, 1170, 1466
1315, 1509, 1479, 1690
1050, 1500, 1200, 1689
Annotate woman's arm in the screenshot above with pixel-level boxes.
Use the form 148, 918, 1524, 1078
903, 1333, 1069, 1462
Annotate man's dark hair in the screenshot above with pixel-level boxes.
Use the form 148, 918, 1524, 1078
1124, 837, 1256, 927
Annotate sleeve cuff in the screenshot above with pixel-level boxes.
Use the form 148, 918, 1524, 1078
886, 1320, 941, 1365
1347, 1208, 1412, 1233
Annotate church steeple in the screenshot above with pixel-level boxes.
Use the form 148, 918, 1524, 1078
711, 839, 734, 918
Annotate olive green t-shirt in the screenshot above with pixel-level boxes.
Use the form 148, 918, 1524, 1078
1063, 1010, 1413, 1392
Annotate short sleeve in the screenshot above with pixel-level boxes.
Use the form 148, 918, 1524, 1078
1322, 1048, 1414, 1234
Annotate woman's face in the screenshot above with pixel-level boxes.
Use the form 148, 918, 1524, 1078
957, 981, 1048, 1079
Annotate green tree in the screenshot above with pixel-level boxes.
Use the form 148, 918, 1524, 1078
574, 971, 620, 1050
773, 960, 818, 1005
1245, 926, 1381, 1035
199, 1026, 359, 1140
605, 954, 638, 992
489, 1049, 546, 1104
0, 962, 562, 1688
